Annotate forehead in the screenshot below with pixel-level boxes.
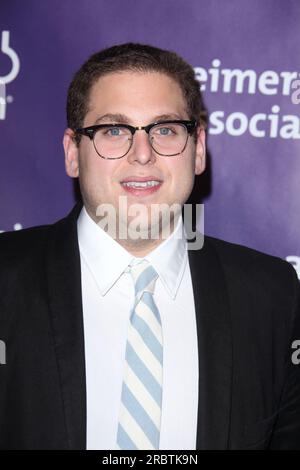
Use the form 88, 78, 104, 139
85, 71, 188, 123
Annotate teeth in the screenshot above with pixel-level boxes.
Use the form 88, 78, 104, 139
122, 180, 160, 188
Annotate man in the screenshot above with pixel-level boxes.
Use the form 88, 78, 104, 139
0, 43, 299, 450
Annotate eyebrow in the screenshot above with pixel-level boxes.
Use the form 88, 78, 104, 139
94, 113, 185, 125
95, 113, 130, 124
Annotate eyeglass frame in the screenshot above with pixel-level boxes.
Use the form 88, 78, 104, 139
74, 119, 198, 160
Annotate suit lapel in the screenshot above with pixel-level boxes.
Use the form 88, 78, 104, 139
46, 203, 86, 449
188, 237, 232, 449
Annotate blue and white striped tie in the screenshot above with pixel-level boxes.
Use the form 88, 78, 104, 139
117, 259, 163, 450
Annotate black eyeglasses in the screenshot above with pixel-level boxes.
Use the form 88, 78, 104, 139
75, 119, 197, 160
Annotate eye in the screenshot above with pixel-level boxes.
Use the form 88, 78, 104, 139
159, 127, 172, 135
153, 125, 176, 136
97, 125, 129, 138
105, 127, 124, 136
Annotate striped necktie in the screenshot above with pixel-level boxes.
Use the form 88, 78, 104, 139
116, 259, 163, 450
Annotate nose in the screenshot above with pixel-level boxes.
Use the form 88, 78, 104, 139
126, 129, 156, 165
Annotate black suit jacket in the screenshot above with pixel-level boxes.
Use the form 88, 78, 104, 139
0, 203, 299, 450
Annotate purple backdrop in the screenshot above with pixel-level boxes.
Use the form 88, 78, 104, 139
1, 0, 299, 278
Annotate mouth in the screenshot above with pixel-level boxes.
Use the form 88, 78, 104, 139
120, 176, 163, 197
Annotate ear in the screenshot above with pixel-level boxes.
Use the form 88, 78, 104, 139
194, 125, 206, 176
63, 128, 79, 178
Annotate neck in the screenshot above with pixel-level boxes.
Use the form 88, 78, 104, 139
115, 235, 167, 257
84, 203, 180, 257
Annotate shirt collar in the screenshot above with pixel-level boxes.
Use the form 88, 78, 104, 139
77, 206, 187, 299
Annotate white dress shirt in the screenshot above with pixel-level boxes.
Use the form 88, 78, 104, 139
77, 206, 199, 450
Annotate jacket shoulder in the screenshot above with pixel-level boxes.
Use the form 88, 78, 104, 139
204, 235, 298, 299
0, 203, 81, 262
0, 224, 51, 260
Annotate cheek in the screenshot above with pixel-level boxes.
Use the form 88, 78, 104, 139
79, 152, 115, 186
166, 157, 195, 204
167, 156, 195, 184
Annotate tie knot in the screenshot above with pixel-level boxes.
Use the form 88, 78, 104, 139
129, 259, 158, 298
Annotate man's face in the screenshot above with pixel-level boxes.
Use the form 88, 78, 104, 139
64, 71, 205, 248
